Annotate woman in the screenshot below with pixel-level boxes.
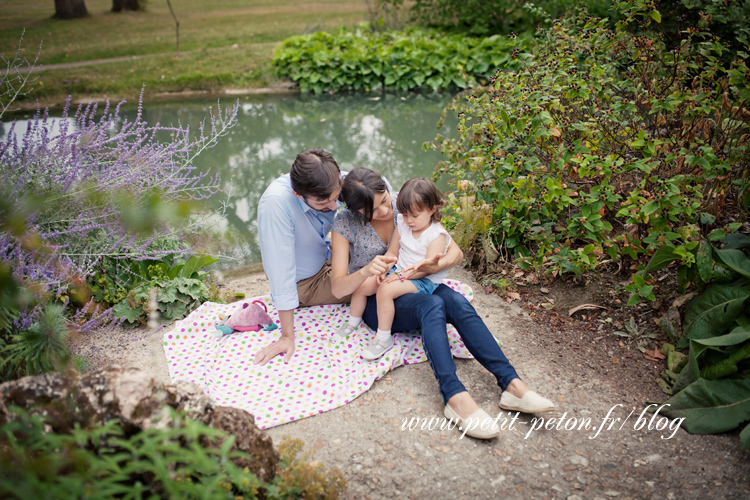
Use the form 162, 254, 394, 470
330, 168, 554, 440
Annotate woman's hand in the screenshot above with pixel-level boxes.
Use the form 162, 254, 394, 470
361, 254, 397, 278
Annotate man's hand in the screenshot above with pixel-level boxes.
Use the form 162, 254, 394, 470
253, 336, 295, 365
400, 253, 442, 279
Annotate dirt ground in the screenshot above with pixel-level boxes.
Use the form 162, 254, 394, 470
72, 266, 750, 500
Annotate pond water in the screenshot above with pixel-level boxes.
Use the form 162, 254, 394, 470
4, 91, 459, 272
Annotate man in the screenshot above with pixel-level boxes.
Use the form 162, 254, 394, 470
254, 148, 462, 366
255, 149, 348, 365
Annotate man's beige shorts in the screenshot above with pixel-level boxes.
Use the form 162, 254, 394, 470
296, 259, 352, 307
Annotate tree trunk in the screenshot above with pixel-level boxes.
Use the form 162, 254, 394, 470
112, 0, 141, 12
54, 0, 88, 19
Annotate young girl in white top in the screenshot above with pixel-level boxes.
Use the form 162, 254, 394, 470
336, 177, 451, 360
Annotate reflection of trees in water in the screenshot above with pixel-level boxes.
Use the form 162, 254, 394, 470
118, 92, 459, 268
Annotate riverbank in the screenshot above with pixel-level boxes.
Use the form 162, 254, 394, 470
70, 266, 750, 499
1, 0, 370, 110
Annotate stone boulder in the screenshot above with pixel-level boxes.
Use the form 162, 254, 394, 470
0, 366, 278, 482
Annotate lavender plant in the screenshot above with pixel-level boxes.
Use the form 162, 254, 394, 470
0, 38, 239, 380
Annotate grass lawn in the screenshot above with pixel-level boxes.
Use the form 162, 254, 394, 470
0, 0, 371, 107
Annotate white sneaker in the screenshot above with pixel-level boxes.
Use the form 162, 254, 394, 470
362, 336, 395, 360
333, 322, 357, 339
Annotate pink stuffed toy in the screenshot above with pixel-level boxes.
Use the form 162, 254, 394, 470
224, 300, 273, 331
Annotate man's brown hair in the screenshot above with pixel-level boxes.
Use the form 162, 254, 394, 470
290, 149, 341, 200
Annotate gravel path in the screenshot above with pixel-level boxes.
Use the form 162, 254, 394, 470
77, 267, 750, 499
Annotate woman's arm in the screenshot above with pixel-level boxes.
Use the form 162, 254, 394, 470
384, 227, 401, 261
330, 231, 396, 298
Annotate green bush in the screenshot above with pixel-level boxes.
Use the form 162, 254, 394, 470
379, 0, 615, 36
0, 407, 347, 499
0, 265, 87, 383
272, 27, 520, 93
431, 2, 750, 279
106, 254, 244, 327
113, 276, 210, 326
647, 234, 750, 450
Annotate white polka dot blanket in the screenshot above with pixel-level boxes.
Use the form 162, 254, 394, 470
164, 279, 476, 429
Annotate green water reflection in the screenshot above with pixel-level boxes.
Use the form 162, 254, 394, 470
132, 92, 459, 271
9, 92, 458, 270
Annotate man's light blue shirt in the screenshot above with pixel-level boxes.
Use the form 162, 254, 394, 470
257, 174, 339, 311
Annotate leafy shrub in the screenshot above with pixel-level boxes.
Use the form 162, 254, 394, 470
272, 438, 347, 499
379, 0, 615, 36
90, 253, 225, 325
114, 277, 210, 326
431, 1, 749, 279
649, 235, 750, 450
0, 407, 347, 499
272, 27, 519, 93
1, 303, 71, 378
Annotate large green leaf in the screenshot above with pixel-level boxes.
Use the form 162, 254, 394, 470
692, 329, 750, 347
174, 278, 208, 300
701, 338, 750, 380
721, 233, 750, 250
163, 300, 189, 321
741, 422, 750, 450
673, 332, 750, 393
179, 255, 218, 279
639, 245, 679, 275
660, 378, 750, 435
168, 264, 184, 280
113, 301, 142, 324
714, 249, 750, 279
158, 284, 178, 305
680, 282, 750, 346
696, 240, 714, 283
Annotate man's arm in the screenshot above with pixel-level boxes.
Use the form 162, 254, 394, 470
255, 191, 299, 365
253, 309, 295, 365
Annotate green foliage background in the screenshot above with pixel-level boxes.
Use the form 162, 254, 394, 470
430, 4, 749, 280
272, 27, 518, 93
0, 407, 346, 499
378, 0, 614, 35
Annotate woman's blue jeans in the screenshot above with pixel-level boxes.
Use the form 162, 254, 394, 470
362, 284, 520, 404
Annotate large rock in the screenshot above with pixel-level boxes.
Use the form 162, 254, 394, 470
0, 366, 278, 482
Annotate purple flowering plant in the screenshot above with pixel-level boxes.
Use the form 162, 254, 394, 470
1, 36, 239, 378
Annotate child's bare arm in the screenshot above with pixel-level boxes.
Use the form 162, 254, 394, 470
389, 234, 447, 282
425, 234, 448, 261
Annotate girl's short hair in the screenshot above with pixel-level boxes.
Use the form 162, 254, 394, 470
397, 178, 447, 223
340, 168, 388, 222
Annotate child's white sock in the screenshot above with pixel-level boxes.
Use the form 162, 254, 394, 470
347, 315, 362, 327
375, 329, 391, 342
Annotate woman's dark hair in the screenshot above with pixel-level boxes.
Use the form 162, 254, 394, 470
396, 177, 447, 223
290, 149, 341, 200
339, 168, 387, 222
